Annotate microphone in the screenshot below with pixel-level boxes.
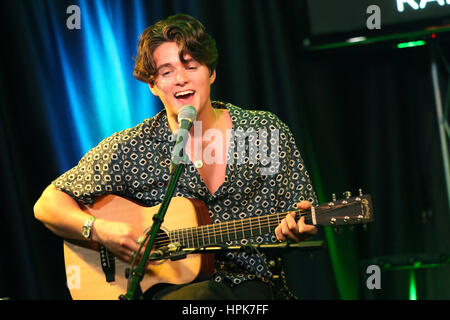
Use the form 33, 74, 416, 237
170, 105, 197, 174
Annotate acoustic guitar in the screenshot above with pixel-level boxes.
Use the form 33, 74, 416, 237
64, 193, 373, 299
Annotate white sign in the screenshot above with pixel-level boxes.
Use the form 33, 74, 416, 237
397, 0, 450, 13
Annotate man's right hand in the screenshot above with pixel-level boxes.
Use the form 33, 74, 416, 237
91, 219, 142, 263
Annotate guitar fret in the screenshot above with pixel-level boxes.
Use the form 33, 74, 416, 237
249, 218, 253, 237
191, 227, 195, 248
210, 224, 214, 244
216, 223, 221, 244
190, 227, 195, 248
180, 228, 184, 247
226, 221, 231, 242
211, 224, 215, 244
216, 223, 220, 244
186, 228, 191, 248
200, 225, 205, 247
195, 227, 200, 248
177, 228, 182, 246
186, 227, 191, 248
258, 216, 262, 235
181, 228, 186, 247
183, 228, 188, 248
206, 225, 211, 245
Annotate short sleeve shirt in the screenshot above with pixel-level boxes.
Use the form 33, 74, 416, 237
53, 101, 317, 286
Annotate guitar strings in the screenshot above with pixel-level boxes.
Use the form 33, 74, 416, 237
201, 203, 356, 242
149, 211, 303, 248
153, 208, 322, 247
150, 204, 353, 248
177, 211, 309, 245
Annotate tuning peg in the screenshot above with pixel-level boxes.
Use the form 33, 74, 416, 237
359, 188, 363, 196
343, 191, 351, 199
332, 193, 337, 201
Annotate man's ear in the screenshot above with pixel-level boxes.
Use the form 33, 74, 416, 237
209, 70, 216, 85
148, 83, 158, 96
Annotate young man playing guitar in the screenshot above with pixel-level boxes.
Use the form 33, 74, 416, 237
34, 14, 317, 300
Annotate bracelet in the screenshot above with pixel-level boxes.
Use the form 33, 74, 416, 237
81, 216, 96, 240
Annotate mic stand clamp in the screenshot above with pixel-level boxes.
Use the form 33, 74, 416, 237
149, 242, 187, 262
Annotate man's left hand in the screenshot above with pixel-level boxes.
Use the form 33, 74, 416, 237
274, 201, 317, 242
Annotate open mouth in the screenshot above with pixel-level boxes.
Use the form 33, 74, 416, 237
174, 90, 195, 101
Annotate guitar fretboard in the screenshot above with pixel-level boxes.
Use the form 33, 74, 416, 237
151, 194, 372, 249
167, 211, 309, 248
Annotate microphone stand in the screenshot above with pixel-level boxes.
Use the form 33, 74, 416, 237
119, 161, 185, 300
120, 105, 195, 300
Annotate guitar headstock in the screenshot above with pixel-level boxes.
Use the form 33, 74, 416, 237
313, 190, 374, 227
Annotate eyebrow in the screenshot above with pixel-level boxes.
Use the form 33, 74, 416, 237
156, 63, 173, 73
156, 59, 197, 72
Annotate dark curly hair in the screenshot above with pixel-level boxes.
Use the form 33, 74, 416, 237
133, 14, 218, 85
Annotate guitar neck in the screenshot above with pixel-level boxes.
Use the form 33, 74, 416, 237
167, 194, 373, 249
169, 211, 304, 249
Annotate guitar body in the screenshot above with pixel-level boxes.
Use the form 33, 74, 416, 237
64, 195, 214, 300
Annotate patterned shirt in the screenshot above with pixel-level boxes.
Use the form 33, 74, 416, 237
53, 101, 317, 286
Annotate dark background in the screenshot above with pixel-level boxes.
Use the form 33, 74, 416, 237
1, 0, 449, 300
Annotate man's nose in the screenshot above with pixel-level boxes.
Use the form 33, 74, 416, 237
176, 69, 189, 85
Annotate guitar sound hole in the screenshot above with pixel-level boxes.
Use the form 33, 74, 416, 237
153, 229, 170, 249
146, 229, 170, 265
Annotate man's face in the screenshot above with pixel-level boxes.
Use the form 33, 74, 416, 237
149, 41, 216, 119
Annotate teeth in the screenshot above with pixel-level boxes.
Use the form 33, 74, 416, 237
175, 90, 194, 98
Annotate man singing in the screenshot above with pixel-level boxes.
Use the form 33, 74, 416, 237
34, 14, 317, 300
